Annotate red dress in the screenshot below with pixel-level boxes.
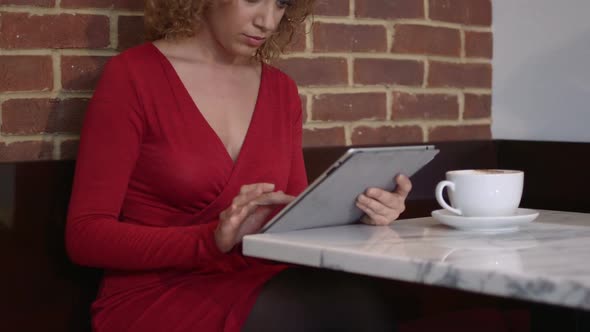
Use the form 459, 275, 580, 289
66, 42, 308, 332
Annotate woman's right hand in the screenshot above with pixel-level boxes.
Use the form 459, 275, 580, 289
215, 183, 295, 253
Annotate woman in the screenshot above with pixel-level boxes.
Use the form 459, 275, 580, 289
66, 0, 411, 331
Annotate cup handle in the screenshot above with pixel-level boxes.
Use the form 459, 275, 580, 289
435, 180, 462, 215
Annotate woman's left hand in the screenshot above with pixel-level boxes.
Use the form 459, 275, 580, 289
356, 174, 412, 226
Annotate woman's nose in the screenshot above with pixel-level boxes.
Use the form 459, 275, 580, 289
253, 3, 281, 32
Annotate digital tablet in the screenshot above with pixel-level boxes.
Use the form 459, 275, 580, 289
261, 145, 439, 233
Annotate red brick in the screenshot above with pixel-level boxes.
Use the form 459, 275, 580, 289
300, 94, 308, 123
351, 125, 423, 145
313, 93, 386, 121
61, 56, 110, 91
393, 24, 460, 56
0, 0, 54, 6
314, 0, 349, 16
428, 61, 491, 88
274, 58, 348, 86
61, 0, 144, 10
465, 31, 493, 58
1, 98, 87, 134
0, 141, 53, 162
285, 26, 307, 53
429, 125, 491, 141
429, 0, 491, 26
354, 58, 423, 86
356, 0, 424, 19
313, 23, 387, 53
60, 139, 80, 160
0, 13, 110, 49
118, 15, 145, 50
303, 127, 345, 147
392, 92, 458, 120
464, 94, 491, 119
0, 56, 53, 92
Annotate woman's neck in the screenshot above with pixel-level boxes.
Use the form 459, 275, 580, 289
172, 23, 254, 67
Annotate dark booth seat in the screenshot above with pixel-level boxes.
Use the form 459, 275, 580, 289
1, 140, 589, 331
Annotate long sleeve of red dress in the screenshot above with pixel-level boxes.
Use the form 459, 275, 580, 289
65, 43, 308, 332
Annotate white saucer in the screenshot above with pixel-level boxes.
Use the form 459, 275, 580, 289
431, 208, 539, 233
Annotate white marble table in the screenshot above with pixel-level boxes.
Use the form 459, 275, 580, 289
243, 210, 590, 311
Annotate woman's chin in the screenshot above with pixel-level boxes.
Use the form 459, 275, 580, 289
217, 43, 260, 63
234, 44, 259, 57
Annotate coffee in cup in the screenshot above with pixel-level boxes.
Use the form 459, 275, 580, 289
435, 169, 524, 217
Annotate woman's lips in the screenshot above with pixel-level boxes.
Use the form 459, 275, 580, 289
243, 34, 266, 47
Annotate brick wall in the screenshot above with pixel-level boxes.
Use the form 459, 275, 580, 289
0, 0, 492, 162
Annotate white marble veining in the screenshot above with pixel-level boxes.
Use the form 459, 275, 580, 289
243, 210, 590, 310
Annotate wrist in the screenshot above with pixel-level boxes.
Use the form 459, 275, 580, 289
214, 226, 232, 253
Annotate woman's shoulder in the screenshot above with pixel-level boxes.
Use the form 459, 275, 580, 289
264, 63, 299, 92
92, 43, 162, 101
102, 42, 160, 76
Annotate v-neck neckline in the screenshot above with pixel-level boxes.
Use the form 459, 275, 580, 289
149, 42, 266, 168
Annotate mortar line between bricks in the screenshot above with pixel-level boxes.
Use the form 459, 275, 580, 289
61, 49, 118, 56
110, 13, 118, 49
0, 49, 118, 56
423, 61, 429, 88
424, 0, 430, 20
0, 100, 3, 133
305, 19, 313, 52
298, 87, 491, 94
386, 88, 392, 120
56, 0, 61, 8
386, 22, 394, 52
460, 30, 466, 59
0, 49, 52, 55
280, 53, 490, 64
423, 125, 430, 141
313, 17, 491, 31
0, 7, 143, 16
0, 135, 55, 143
52, 51, 61, 92
51, 134, 80, 141
462, 56, 493, 61
58, 133, 80, 138
303, 118, 491, 129
53, 139, 61, 160
0, 91, 93, 99
306, 93, 312, 122
347, 55, 353, 86
349, 0, 354, 18
343, 124, 350, 145
458, 93, 465, 121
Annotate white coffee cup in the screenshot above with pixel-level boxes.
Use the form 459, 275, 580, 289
435, 169, 524, 217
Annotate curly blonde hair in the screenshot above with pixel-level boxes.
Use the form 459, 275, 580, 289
144, 0, 315, 61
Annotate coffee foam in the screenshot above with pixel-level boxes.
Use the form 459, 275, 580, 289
447, 169, 523, 176
473, 169, 517, 174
